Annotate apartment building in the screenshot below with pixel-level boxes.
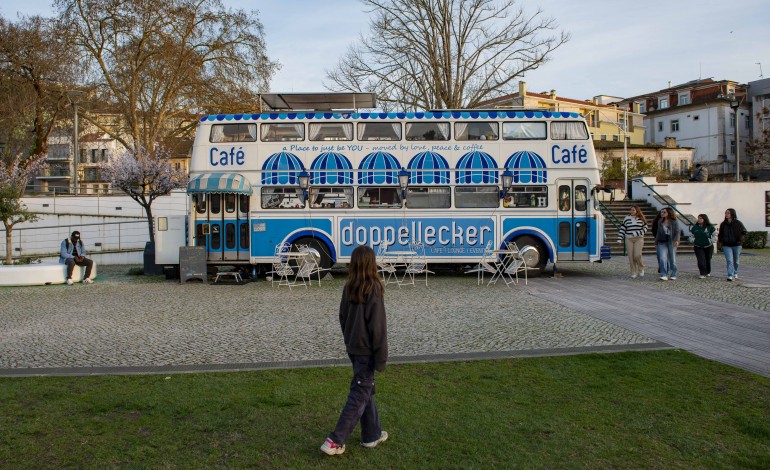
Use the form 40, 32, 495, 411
620, 79, 750, 179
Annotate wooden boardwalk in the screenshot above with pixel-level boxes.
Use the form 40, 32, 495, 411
529, 259, 770, 378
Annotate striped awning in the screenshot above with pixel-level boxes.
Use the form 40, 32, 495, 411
407, 151, 450, 184
456, 151, 499, 184
187, 173, 253, 195
310, 152, 353, 184
358, 151, 401, 185
504, 151, 548, 184
262, 151, 306, 185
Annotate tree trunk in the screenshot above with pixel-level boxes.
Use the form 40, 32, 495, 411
144, 203, 155, 244
4, 223, 12, 265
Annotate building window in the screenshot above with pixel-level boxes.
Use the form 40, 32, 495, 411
693, 115, 700, 121
662, 160, 671, 173
745, 115, 751, 129
730, 113, 736, 128
680, 160, 688, 175
730, 140, 736, 155
678, 92, 690, 105
79, 149, 87, 164
657, 122, 663, 132
612, 135, 619, 142
671, 120, 679, 132
601, 135, 607, 141
638, 102, 646, 114
659, 98, 669, 109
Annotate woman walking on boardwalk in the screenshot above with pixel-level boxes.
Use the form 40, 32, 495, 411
691, 213, 716, 278
617, 205, 648, 278
718, 208, 748, 282
655, 207, 681, 281
321, 245, 389, 456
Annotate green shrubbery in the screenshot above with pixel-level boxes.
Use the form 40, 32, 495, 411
744, 231, 768, 249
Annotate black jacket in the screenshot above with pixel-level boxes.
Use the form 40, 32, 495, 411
718, 220, 748, 247
339, 288, 388, 371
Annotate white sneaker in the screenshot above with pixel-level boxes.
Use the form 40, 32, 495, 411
639, 270, 645, 277
361, 431, 388, 449
727, 276, 734, 282
659, 276, 668, 281
670, 276, 677, 280
631, 274, 638, 279
320, 438, 345, 456
82, 278, 93, 284
733, 274, 738, 279
699, 275, 705, 279
66, 279, 73, 285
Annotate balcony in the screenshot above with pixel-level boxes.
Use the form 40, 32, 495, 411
36, 168, 72, 179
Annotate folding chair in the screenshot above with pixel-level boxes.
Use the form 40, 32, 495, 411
466, 241, 497, 285
402, 241, 434, 286
267, 242, 304, 288
376, 243, 401, 287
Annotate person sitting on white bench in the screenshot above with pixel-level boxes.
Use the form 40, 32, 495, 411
59, 230, 94, 285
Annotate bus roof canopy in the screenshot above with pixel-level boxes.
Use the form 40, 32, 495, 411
187, 173, 253, 195
260, 92, 376, 112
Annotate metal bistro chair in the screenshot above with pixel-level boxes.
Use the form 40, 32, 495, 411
376, 243, 401, 287
504, 242, 529, 286
467, 241, 498, 285
402, 241, 433, 286
295, 244, 331, 286
268, 242, 303, 288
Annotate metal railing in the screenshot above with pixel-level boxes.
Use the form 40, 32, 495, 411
595, 198, 626, 255
632, 178, 695, 229
0, 220, 148, 262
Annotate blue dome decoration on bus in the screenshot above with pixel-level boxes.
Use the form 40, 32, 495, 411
200, 111, 581, 122
505, 151, 548, 184
261, 151, 306, 185
358, 151, 401, 184
310, 152, 354, 185
407, 151, 450, 184
455, 151, 499, 184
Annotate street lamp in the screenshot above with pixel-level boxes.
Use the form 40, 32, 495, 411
729, 94, 743, 181
297, 170, 310, 205
499, 169, 513, 199
622, 107, 629, 199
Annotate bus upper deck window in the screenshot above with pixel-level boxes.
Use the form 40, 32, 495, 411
405, 122, 450, 141
454, 122, 498, 141
358, 122, 402, 141
261, 123, 305, 142
551, 122, 589, 140
209, 124, 257, 142
502, 122, 547, 140
309, 123, 353, 141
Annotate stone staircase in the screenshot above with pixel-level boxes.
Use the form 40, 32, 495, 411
600, 200, 693, 256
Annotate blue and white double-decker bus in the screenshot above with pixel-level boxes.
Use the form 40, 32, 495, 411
164, 93, 605, 276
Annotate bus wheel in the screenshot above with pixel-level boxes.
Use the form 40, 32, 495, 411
512, 235, 548, 276
292, 237, 334, 271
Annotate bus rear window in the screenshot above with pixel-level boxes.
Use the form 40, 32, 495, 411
358, 122, 402, 141
309, 123, 353, 141
502, 122, 546, 140
210, 124, 257, 143
551, 122, 589, 140
261, 123, 305, 142
405, 122, 450, 141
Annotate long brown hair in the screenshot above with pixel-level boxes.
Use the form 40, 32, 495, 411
631, 205, 648, 225
346, 245, 384, 304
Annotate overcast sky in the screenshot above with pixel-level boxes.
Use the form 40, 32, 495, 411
3, 0, 769, 101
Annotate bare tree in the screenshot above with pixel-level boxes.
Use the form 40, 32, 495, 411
746, 106, 770, 175
100, 146, 187, 244
325, 0, 568, 110
0, 15, 77, 159
0, 154, 47, 264
55, 0, 279, 152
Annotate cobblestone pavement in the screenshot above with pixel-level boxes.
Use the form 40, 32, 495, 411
1, 250, 767, 375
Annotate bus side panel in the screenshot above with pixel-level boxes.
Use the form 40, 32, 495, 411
501, 217, 557, 261
250, 217, 334, 258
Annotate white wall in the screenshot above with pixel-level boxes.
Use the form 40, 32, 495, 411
21, 190, 188, 217
632, 177, 770, 237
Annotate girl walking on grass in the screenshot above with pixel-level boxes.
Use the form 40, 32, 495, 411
321, 245, 389, 456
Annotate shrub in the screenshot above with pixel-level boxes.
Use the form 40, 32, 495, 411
744, 231, 768, 249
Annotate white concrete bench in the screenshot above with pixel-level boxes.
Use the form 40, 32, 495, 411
0, 261, 97, 286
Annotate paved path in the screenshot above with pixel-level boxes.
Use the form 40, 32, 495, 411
1, 252, 768, 377
532, 255, 770, 377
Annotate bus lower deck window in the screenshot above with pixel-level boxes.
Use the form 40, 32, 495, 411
406, 187, 450, 209
310, 187, 354, 208
261, 187, 305, 209
358, 187, 402, 208
503, 186, 548, 208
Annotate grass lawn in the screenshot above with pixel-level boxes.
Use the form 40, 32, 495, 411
1, 350, 768, 469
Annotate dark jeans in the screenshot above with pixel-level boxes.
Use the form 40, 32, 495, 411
65, 257, 93, 280
328, 354, 381, 445
693, 246, 713, 276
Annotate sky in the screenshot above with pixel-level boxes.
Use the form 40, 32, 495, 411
3, 0, 769, 102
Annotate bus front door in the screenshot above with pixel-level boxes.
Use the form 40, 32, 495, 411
556, 179, 590, 261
